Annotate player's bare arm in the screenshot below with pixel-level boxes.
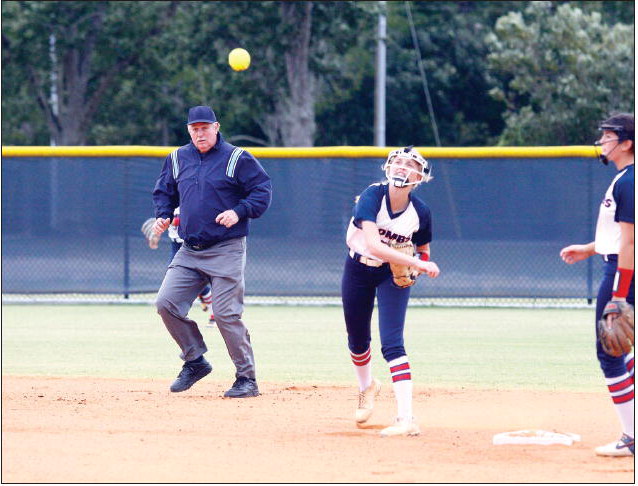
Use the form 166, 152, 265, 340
415, 243, 439, 278
560, 241, 596, 264
361, 221, 439, 278
416, 243, 430, 260
153, 217, 171, 235
602, 219, 634, 335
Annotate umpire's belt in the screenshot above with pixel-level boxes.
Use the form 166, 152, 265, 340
349, 249, 384, 267
602, 254, 618, 262
184, 241, 215, 251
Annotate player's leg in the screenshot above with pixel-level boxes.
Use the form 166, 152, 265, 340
198, 283, 213, 311
198, 282, 216, 327
376, 278, 419, 437
594, 259, 635, 456
156, 254, 212, 392
341, 256, 381, 423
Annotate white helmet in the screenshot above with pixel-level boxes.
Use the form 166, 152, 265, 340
383, 146, 432, 188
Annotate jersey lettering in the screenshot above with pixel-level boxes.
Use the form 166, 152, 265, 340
378, 228, 412, 243
346, 184, 430, 260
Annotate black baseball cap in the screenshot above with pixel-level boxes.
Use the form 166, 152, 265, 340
187, 106, 217, 124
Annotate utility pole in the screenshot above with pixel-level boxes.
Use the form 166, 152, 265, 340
374, 1, 387, 147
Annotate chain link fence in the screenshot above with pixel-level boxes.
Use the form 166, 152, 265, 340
2, 146, 613, 307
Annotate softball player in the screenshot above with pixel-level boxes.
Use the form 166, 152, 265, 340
560, 113, 634, 456
342, 146, 440, 437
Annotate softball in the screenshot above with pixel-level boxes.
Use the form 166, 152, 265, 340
228, 48, 251, 71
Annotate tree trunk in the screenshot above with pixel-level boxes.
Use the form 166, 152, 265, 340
265, 2, 316, 147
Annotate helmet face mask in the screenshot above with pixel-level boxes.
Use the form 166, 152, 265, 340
383, 147, 432, 188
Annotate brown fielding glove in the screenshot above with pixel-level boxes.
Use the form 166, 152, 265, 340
598, 300, 635, 357
141, 217, 161, 250
389, 242, 418, 288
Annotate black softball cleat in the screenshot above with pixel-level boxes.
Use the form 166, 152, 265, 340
170, 359, 212, 393
223, 377, 259, 398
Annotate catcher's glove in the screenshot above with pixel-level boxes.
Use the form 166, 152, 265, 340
598, 300, 635, 357
389, 241, 418, 288
141, 217, 161, 250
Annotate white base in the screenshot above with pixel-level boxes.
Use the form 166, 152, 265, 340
493, 429, 581, 446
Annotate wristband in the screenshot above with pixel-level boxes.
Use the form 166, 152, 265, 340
612, 267, 634, 299
419, 252, 429, 262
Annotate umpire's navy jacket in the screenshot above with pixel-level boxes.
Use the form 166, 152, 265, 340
153, 133, 272, 247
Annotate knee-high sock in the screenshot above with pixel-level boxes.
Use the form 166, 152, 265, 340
351, 347, 372, 392
199, 287, 212, 304
388, 356, 412, 420
605, 371, 635, 437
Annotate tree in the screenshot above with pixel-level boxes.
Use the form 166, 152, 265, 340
191, 1, 376, 147
2, 1, 179, 145
2, 1, 376, 147
388, 1, 523, 146
3, 1, 631, 148
486, 1, 634, 145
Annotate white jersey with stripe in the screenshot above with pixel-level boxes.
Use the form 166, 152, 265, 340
595, 165, 634, 255
168, 207, 182, 243
346, 182, 432, 261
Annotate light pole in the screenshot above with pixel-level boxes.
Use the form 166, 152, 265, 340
374, 1, 387, 147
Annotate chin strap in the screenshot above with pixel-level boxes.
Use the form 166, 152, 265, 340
391, 176, 408, 188
595, 140, 621, 166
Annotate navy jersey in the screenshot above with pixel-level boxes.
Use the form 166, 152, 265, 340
595, 164, 634, 255
346, 183, 432, 261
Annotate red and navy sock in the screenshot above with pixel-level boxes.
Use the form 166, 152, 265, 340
350, 347, 372, 392
388, 356, 413, 419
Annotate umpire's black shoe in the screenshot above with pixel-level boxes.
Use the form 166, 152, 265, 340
224, 377, 260, 398
170, 358, 212, 393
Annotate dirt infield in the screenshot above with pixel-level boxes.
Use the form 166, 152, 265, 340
2, 376, 634, 483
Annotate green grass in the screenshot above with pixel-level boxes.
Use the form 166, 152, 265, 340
1, 304, 603, 391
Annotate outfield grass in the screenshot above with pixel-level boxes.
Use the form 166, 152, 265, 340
1, 304, 604, 391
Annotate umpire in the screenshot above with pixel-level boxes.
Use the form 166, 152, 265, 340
152, 105, 272, 398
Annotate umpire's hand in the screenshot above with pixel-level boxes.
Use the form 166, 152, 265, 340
216, 210, 239, 228
153, 217, 171, 235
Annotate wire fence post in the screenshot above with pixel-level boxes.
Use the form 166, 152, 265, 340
586, 159, 593, 304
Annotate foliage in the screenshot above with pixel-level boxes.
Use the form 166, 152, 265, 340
486, 1, 634, 145
1, 1, 634, 147
2, 1, 181, 145
382, 1, 522, 146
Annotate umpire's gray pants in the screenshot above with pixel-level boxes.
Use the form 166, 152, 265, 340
155, 237, 256, 379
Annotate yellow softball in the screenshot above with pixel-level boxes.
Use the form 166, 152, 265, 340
228, 48, 251, 71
